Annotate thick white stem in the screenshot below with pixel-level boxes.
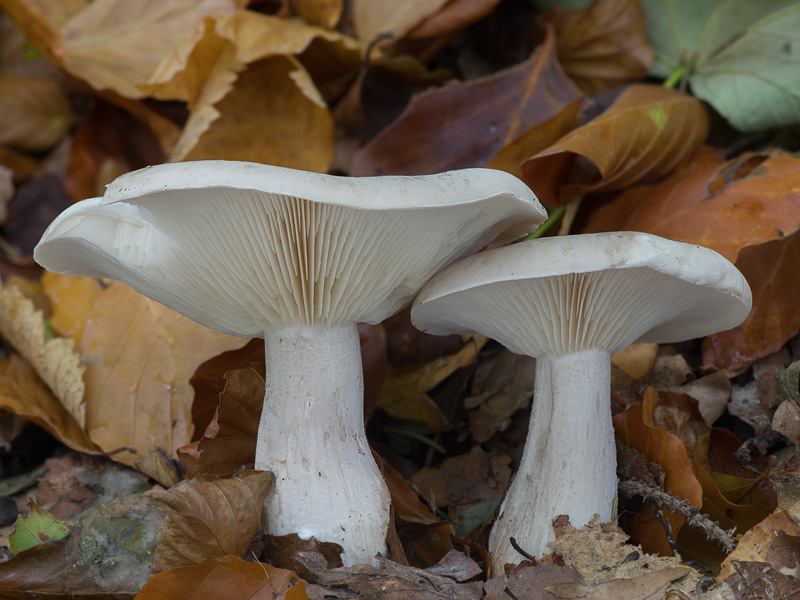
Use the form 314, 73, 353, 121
256, 323, 390, 567
488, 349, 617, 572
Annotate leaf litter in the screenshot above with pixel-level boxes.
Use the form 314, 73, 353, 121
1, 0, 800, 598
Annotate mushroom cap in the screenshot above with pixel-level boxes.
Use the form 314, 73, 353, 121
411, 232, 752, 356
34, 161, 546, 338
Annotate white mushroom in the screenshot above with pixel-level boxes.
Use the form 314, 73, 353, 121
410, 232, 752, 571
33, 160, 546, 566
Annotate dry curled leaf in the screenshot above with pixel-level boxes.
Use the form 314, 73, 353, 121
0, 279, 85, 427
522, 84, 707, 205
149, 470, 274, 573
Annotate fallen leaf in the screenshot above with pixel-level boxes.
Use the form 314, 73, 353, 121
79, 281, 244, 467
541, 0, 653, 95
0, 0, 239, 98
426, 548, 483, 582
613, 388, 702, 556
0, 491, 167, 599
489, 563, 583, 600
41, 272, 102, 344
290, 0, 342, 29
179, 56, 334, 172
137, 555, 310, 600
642, 0, 800, 131
179, 367, 262, 478
8, 499, 71, 555
0, 75, 70, 152
545, 566, 693, 599
377, 454, 438, 524
521, 84, 708, 205
149, 470, 274, 573
0, 280, 85, 427
406, 0, 503, 39
351, 0, 451, 42
0, 355, 98, 454
377, 335, 487, 431
715, 561, 800, 599
718, 509, 800, 582
351, 27, 583, 176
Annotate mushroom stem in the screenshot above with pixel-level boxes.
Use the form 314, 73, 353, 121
489, 348, 617, 571
257, 323, 390, 567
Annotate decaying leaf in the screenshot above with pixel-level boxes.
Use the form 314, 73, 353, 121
136, 554, 311, 600
0, 0, 239, 98
148, 470, 274, 573
8, 499, 71, 555
0, 75, 70, 152
0, 491, 167, 598
79, 281, 243, 467
351, 27, 583, 176
541, 0, 653, 96
522, 84, 708, 205
0, 279, 85, 427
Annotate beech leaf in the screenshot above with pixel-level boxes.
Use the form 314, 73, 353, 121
0, 279, 86, 426
642, 0, 800, 131
136, 555, 310, 600
541, 0, 653, 96
8, 499, 71, 555
79, 281, 244, 467
351, 27, 583, 176
148, 470, 274, 573
521, 84, 708, 205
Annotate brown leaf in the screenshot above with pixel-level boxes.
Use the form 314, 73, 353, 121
80, 282, 244, 467
541, 0, 652, 96
189, 338, 264, 439
717, 561, 800, 600
0, 75, 70, 152
351, 26, 583, 176
406, 0, 503, 39
613, 388, 702, 556
545, 566, 692, 599
1, 0, 239, 98
377, 454, 438, 524
0, 355, 98, 454
377, 335, 487, 431
136, 555, 310, 600
487, 98, 582, 180
290, 0, 342, 28
177, 55, 333, 171
149, 470, 274, 573
522, 85, 708, 205
351, 0, 451, 42
179, 367, 262, 478
491, 563, 583, 600
0, 491, 167, 599
0, 280, 86, 426
707, 228, 800, 370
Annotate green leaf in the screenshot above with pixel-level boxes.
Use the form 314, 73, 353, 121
777, 360, 800, 404
8, 499, 71, 555
642, 0, 800, 131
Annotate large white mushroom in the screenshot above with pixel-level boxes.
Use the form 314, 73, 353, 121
410, 232, 752, 571
33, 160, 546, 566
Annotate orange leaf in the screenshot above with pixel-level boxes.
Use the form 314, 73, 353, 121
149, 470, 274, 573
136, 555, 310, 600
522, 84, 707, 205
584, 149, 800, 370
80, 282, 244, 467
613, 388, 702, 556
541, 0, 653, 96
351, 26, 583, 176
41, 272, 102, 344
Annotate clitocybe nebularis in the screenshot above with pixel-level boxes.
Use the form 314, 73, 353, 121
410, 231, 752, 571
33, 160, 547, 566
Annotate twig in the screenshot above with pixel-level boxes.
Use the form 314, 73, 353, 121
509, 537, 537, 564
619, 479, 737, 553
654, 510, 678, 556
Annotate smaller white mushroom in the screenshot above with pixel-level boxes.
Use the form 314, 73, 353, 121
410, 232, 752, 571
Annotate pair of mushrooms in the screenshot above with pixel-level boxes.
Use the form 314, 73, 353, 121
33, 161, 751, 571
